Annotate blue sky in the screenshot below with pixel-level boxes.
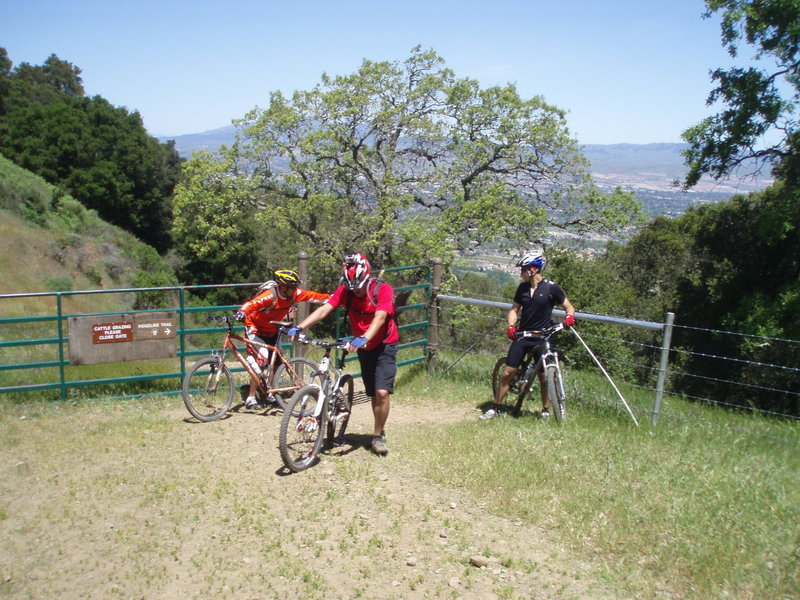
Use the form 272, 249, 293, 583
1, 0, 758, 144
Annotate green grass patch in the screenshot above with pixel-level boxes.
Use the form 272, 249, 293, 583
396, 354, 800, 599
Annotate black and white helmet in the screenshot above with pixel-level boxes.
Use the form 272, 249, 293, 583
515, 252, 546, 271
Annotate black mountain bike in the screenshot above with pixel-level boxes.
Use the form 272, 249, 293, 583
491, 323, 567, 422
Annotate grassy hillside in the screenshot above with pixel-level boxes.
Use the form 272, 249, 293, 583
0, 153, 177, 317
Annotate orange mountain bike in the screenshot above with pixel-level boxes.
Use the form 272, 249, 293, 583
182, 315, 321, 422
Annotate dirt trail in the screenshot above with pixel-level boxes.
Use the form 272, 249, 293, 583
0, 393, 624, 600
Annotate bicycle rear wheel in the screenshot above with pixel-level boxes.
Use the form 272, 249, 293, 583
545, 364, 566, 423
326, 375, 354, 449
511, 376, 535, 417
271, 357, 322, 411
492, 356, 534, 416
279, 385, 326, 472
491, 357, 506, 397
182, 357, 234, 422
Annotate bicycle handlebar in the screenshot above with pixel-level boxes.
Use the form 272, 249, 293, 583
300, 337, 351, 350
207, 315, 295, 335
514, 322, 565, 340
207, 314, 235, 328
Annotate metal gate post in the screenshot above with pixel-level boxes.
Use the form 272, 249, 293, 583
427, 258, 442, 373
294, 251, 309, 358
179, 288, 187, 378
57, 293, 66, 401
652, 311, 675, 426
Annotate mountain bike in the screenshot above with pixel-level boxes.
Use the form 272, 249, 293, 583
491, 323, 567, 422
278, 338, 355, 472
182, 315, 321, 422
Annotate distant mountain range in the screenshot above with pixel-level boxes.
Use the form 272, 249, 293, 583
159, 127, 770, 199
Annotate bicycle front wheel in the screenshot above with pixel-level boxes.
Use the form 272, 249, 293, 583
271, 357, 322, 411
279, 385, 327, 472
326, 375, 354, 450
182, 357, 234, 422
546, 364, 566, 423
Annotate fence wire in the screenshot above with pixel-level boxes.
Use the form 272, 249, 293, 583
433, 293, 800, 441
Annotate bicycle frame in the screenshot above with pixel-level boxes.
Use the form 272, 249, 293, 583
211, 316, 298, 396
518, 330, 560, 387
302, 341, 350, 420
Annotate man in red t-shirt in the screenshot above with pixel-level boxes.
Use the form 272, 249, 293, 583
235, 269, 330, 410
288, 253, 398, 456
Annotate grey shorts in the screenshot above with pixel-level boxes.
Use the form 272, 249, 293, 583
357, 343, 398, 396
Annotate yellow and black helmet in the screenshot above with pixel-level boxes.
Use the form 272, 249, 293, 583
273, 269, 301, 287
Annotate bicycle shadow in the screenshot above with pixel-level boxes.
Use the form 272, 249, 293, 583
274, 433, 376, 477
232, 402, 283, 418
476, 400, 545, 419
182, 413, 233, 424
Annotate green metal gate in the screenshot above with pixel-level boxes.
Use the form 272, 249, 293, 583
0, 264, 431, 402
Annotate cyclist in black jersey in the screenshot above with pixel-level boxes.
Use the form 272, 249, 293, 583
481, 252, 576, 420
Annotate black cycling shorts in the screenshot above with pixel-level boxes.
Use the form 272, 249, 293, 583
505, 338, 545, 369
357, 342, 398, 396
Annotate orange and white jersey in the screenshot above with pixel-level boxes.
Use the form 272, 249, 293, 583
239, 288, 330, 336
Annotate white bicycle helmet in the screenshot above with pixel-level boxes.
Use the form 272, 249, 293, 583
515, 252, 546, 271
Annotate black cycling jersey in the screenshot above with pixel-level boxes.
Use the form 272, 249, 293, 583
513, 279, 566, 332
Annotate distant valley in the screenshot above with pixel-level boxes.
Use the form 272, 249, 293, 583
160, 127, 771, 218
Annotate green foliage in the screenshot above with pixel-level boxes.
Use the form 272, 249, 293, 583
129, 244, 180, 309
0, 152, 52, 225
0, 49, 182, 252
44, 276, 72, 292
0, 153, 179, 301
171, 150, 282, 303
594, 183, 800, 416
682, 0, 800, 187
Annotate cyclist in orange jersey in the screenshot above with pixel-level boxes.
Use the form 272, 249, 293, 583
235, 269, 330, 409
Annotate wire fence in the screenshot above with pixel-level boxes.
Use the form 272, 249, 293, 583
431, 288, 799, 444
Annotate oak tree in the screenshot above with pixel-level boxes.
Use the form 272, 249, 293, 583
174, 47, 641, 280
682, 0, 800, 187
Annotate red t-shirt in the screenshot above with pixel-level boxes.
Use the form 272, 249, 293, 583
240, 288, 330, 336
328, 279, 399, 351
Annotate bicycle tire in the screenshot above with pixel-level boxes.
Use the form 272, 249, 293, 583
271, 357, 322, 412
278, 384, 326, 472
546, 364, 566, 423
182, 357, 234, 422
511, 375, 535, 417
492, 356, 533, 416
326, 375, 354, 450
